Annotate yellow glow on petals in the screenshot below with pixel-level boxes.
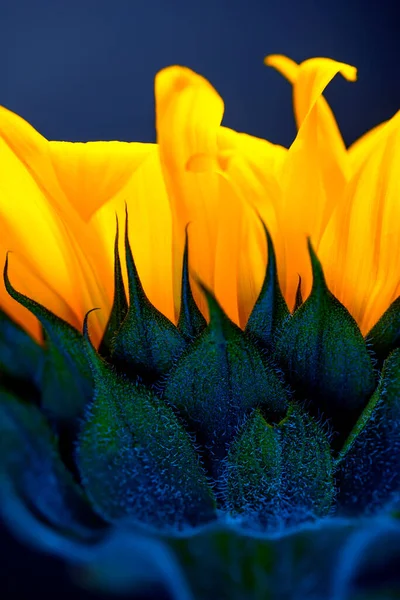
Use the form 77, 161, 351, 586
0, 55, 397, 340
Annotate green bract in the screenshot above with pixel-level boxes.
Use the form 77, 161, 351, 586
1, 221, 400, 600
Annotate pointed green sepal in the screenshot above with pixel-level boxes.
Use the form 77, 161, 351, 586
366, 296, 400, 369
4, 256, 93, 422
224, 409, 281, 523
224, 404, 334, 527
275, 240, 376, 440
245, 224, 289, 349
77, 314, 216, 531
335, 348, 400, 515
0, 308, 43, 399
0, 389, 105, 541
98, 217, 128, 359
177, 227, 207, 340
111, 212, 186, 383
164, 283, 289, 469
293, 274, 303, 311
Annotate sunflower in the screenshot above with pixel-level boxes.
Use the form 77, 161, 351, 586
0, 55, 400, 600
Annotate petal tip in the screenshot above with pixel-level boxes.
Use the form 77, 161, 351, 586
155, 65, 213, 94
342, 64, 358, 82
264, 53, 285, 66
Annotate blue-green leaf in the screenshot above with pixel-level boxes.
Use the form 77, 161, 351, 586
245, 224, 289, 349
4, 256, 93, 423
224, 404, 334, 528
0, 389, 104, 542
111, 212, 186, 384
164, 284, 289, 472
335, 348, 400, 515
77, 315, 216, 531
177, 227, 207, 341
98, 217, 128, 359
366, 296, 400, 369
172, 518, 361, 600
275, 241, 376, 441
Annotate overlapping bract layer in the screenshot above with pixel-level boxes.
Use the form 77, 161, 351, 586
1, 52, 400, 600
1, 222, 400, 540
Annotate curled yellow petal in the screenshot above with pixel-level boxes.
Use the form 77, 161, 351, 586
265, 54, 356, 127
265, 55, 357, 307
155, 66, 224, 317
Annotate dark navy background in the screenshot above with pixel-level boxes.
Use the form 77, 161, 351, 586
1, 0, 400, 147
1, 0, 399, 598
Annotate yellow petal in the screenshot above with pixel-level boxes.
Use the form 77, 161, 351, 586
0, 108, 84, 326
210, 170, 265, 327
319, 110, 400, 334
348, 118, 389, 172
214, 128, 286, 322
155, 66, 224, 317
0, 106, 154, 223
265, 55, 357, 307
0, 106, 158, 344
155, 67, 275, 326
184, 122, 287, 326
90, 147, 175, 324
217, 127, 286, 218
265, 54, 356, 128
49, 140, 154, 221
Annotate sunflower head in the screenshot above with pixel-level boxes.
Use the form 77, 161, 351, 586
1, 54, 400, 599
